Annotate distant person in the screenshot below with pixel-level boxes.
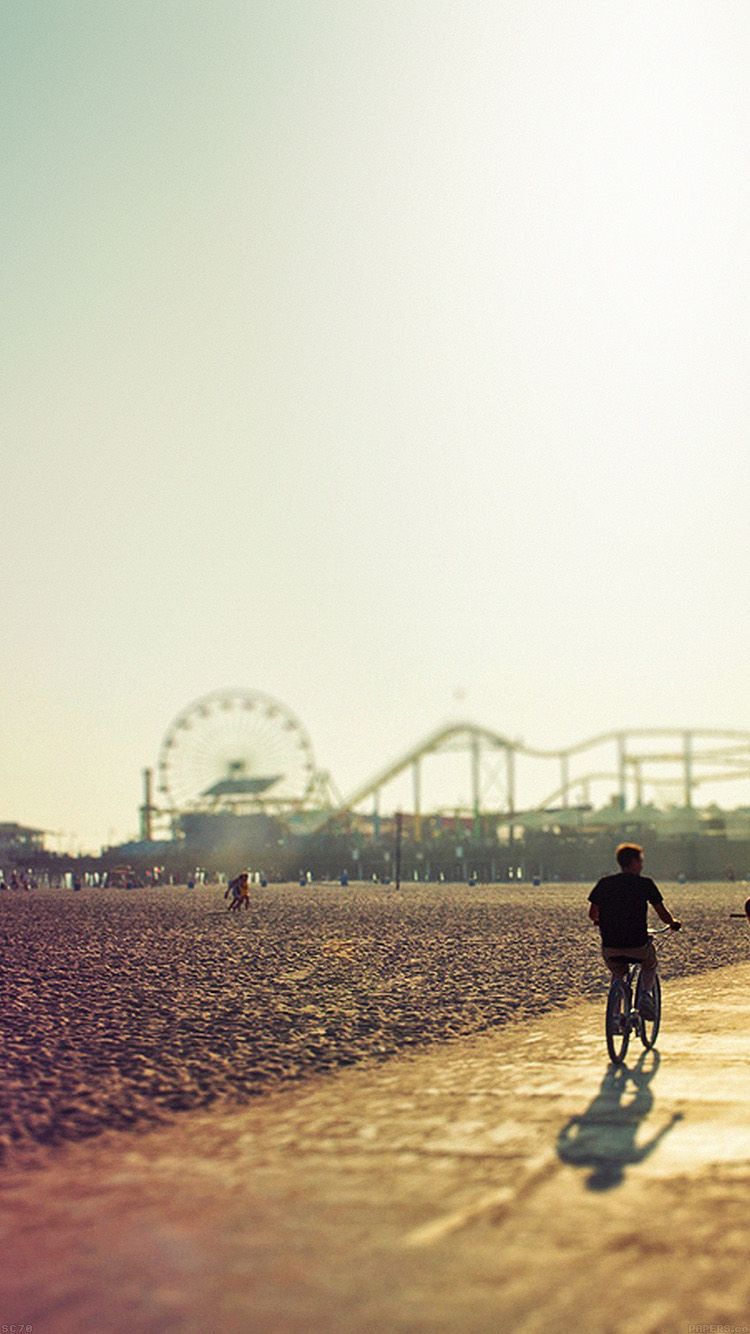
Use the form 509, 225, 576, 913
588, 843, 681, 1018
224, 871, 250, 912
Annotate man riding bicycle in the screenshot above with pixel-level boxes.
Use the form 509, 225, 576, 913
588, 843, 681, 1018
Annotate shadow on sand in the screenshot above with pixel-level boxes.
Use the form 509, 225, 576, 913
556, 1051, 682, 1191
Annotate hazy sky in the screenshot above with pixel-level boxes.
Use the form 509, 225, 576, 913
5, 1, 750, 849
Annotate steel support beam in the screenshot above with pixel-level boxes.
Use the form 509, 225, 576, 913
412, 759, 422, 843
617, 733, 627, 810
684, 731, 693, 809
470, 732, 481, 836
506, 747, 516, 816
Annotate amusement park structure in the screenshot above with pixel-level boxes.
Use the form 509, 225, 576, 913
338, 724, 750, 831
138, 690, 750, 847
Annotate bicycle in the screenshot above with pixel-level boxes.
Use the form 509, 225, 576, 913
604, 926, 674, 1065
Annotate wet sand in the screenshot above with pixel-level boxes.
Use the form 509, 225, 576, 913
1, 880, 746, 1161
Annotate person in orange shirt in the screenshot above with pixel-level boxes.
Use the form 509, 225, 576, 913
224, 871, 250, 912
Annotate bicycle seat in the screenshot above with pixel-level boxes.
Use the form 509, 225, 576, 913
608, 954, 642, 965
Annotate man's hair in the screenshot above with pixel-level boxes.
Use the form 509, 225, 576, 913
616, 842, 643, 869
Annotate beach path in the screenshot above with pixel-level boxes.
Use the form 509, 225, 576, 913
2, 962, 749, 1333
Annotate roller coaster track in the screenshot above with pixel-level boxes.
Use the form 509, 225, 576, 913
338, 723, 750, 819
519, 727, 750, 759
341, 722, 514, 811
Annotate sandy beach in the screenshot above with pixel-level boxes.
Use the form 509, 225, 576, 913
1, 881, 747, 1161
0, 928, 748, 1332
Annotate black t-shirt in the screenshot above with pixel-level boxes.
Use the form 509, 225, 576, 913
588, 872, 664, 948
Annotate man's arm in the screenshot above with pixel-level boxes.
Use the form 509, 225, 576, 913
588, 902, 600, 924
653, 900, 681, 929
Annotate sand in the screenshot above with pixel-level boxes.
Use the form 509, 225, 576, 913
1, 880, 746, 1161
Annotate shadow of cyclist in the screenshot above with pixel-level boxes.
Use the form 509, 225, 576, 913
556, 1050, 683, 1191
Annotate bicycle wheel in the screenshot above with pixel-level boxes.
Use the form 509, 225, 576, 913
636, 971, 661, 1049
605, 981, 630, 1064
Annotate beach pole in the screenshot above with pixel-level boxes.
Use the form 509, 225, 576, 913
394, 811, 403, 890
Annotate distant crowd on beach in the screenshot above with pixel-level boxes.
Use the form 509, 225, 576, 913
0, 866, 476, 892
0, 866, 518, 893
0, 868, 145, 891
0, 869, 93, 891
0, 870, 39, 891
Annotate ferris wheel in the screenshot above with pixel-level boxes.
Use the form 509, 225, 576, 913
157, 689, 317, 813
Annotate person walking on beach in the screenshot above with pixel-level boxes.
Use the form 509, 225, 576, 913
224, 871, 250, 912
588, 843, 681, 1018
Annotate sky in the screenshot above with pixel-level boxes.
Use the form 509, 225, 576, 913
4, 1, 750, 850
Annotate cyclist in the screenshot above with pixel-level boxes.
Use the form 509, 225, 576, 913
588, 843, 681, 1018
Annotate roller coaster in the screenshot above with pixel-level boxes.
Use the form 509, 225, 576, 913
337, 724, 750, 833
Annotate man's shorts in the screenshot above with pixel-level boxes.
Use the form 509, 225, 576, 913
601, 939, 657, 977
